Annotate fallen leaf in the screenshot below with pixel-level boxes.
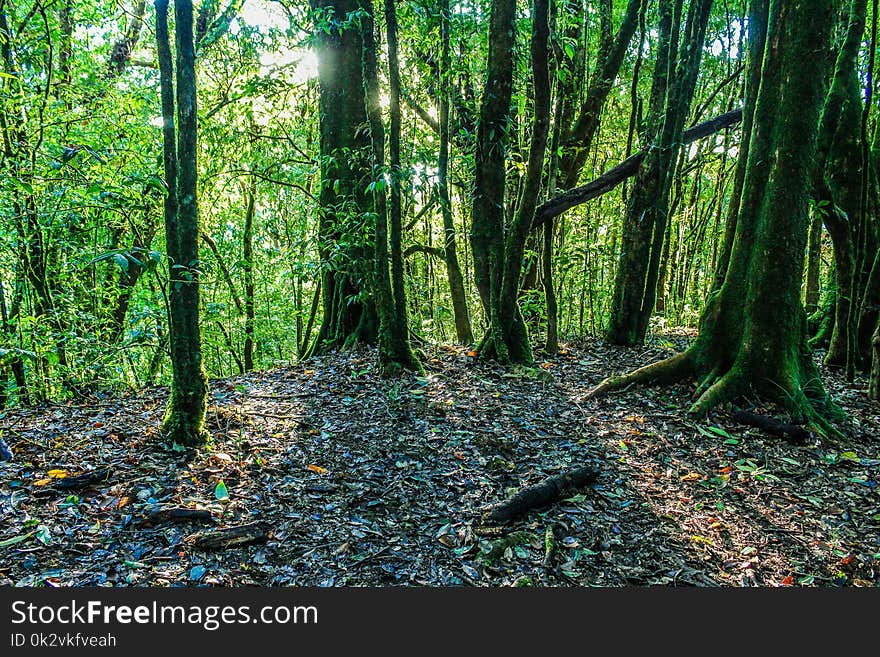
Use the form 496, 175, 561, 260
307, 464, 328, 474
0, 532, 33, 548
214, 479, 229, 500
47, 469, 68, 479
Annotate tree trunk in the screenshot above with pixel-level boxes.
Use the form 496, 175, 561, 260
542, 217, 558, 354
870, 317, 880, 400
308, 0, 377, 355
495, 0, 551, 363
713, 1, 769, 290
470, 0, 550, 364
361, 0, 419, 372
858, 247, 880, 363
804, 210, 823, 315
470, 0, 520, 363
813, 0, 867, 372
157, 0, 207, 446
243, 176, 256, 372
557, 0, 642, 190
438, 0, 473, 344
606, 0, 713, 346
590, 0, 844, 436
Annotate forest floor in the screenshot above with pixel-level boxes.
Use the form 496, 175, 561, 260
1, 333, 878, 587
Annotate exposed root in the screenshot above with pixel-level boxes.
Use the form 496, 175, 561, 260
377, 353, 424, 377
694, 366, 721, 399
587, 351, 694, 399
687, 366, 847, 441
687, 369, 743, 417
780, 384, 847, 443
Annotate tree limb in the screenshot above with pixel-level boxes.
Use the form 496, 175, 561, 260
404, 244, 445, 260
532, 108, 743, 230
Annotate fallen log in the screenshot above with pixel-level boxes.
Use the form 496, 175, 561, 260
53, 468, 112, 490
731, 411, 813, 445
188, 521, 269, 550
140, 506, 215, 526
486, 466, 600, 523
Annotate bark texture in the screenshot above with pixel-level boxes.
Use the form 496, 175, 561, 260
589, 0, 844, 436
157, 0, 208, 446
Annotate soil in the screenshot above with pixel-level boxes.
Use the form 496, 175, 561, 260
1, 335, 878, 587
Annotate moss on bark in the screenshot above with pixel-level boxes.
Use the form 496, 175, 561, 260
589, 0, 845, 437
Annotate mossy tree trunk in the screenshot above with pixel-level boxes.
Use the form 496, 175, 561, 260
712, 2, 767, 291
857, 1, 880, 368
804, 210, 823, 315
470, 0, 522, 363
438, 0, 474, 345
859, 248, 880, 363
542, 216, 558, 354
606, 0, 713, 346
470, 0, 550, 365
361, 0, 420, 373
156, 0, 208, 446
308, 0, 377, 356
590, 0, 844, 436
557, 0, 642, 190
870, 317, 880, 400
243, 175, 256, 372
813, 0, 866, 373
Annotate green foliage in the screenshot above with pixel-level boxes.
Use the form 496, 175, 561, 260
0, 0, 864, 407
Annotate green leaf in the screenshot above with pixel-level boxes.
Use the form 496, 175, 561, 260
563, 42, 576, 59
707, 425, 733, 439
0, 532, 33, 548
214, 479, 229, 501
35, 525, 51, 545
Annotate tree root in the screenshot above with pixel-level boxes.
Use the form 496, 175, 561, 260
587, 351, 694, 398
588, 346, 848, 440
687, 369, 743, 417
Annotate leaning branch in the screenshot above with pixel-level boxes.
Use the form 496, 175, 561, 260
404, 244, 446, 260
532, 108, 743, 231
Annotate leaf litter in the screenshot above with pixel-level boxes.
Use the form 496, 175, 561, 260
0, 335, 877, 587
